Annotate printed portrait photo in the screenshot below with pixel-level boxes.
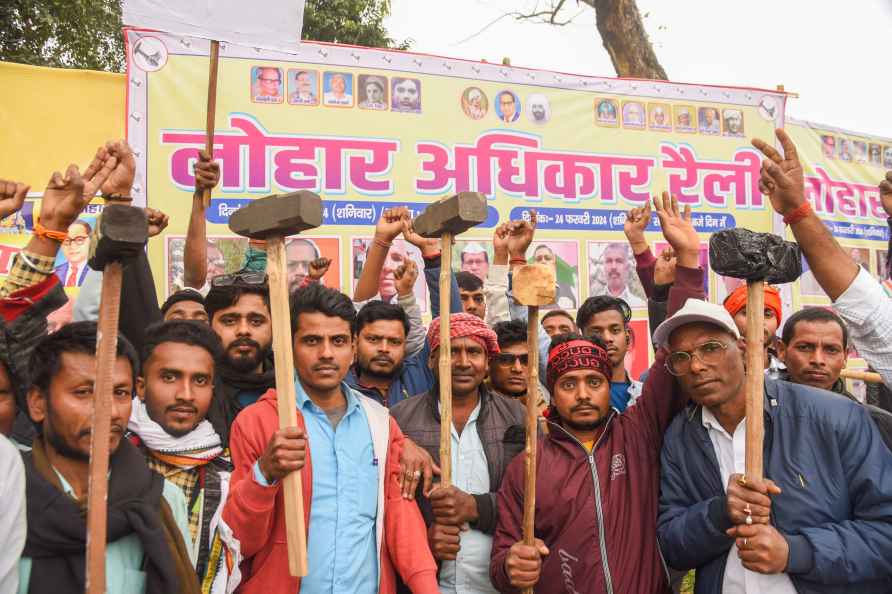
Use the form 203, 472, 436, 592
358, 74, 388, 110
621, 101, 646, 130
853, 141, 868, 163
54, 218, 95, 288
673, 105, 696, 133
251, 66, 284, 104
287, 69, 319, 105
352, 237, 428, 310
722, 109, 745, 137
821, 135, 837, 159
698, 107, 721, 135
588, 242, 646, 308
526, 93, 551, 125
166, 235, 340, 295
461, 87, 488, 120
648, 103, 672, 131
526, 241, 579, 310
595, 98, 619, 126
885, 147, 892, 169
869, 144, 883, 166
494, 90, 520, 123
454, 240, 493, 282
875, 249, 888, 281
323, 71, 354, 107
838, 138, 853, 162
391, 77, 422, 113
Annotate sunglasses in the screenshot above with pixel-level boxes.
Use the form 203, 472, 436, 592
211, 271, 267, 288
492, 353, 529, 367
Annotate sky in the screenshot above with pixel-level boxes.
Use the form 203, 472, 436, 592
386, 0, 892, 138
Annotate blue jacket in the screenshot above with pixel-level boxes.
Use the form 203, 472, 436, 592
658, 379, 892, 594
347, 257, 461, 408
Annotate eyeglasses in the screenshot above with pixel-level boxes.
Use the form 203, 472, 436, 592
493, 353, 529, 367
259, 77, 280, 83
62, 236, 88, 247
211, 271, 267, 288
666, 340, 729, 376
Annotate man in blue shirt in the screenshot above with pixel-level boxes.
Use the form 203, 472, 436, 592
576, 295, 642, 412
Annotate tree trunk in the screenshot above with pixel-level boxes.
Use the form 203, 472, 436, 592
583, 0, 667, 80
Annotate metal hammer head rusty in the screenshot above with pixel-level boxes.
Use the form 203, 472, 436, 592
228, 191, 323, 239
87, 204, 149, 271
512, 264, 556, 306
413, 192, 487, 238
709, 228, 801, 284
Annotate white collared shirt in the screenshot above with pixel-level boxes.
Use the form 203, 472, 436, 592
438, 401, 498, 594
833, 267, 892, 390
700, 408, 797, 594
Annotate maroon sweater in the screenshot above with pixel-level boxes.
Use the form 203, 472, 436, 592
490, 265, 704, 594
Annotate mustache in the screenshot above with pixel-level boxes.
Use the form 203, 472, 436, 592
229, 337, 261, 350
166, 403, 198, 414
78, 424, 125, 439
571, 403, 599, 414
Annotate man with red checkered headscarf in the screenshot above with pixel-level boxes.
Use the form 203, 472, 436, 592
390, 312, 526, 593
490, 194, 708, 594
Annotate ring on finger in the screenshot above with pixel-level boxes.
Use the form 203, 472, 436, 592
743, 538, 748, 547
413, 470, 422, 479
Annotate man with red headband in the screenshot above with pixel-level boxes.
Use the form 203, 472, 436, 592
490, 195, 706, 594
390, 312, 526, 593
723, 284, 784, 371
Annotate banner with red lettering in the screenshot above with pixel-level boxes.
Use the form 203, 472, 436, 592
125, 29, 804, 373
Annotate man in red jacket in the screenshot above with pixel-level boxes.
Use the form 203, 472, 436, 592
490, 194, 704, 594
222, 284, 438, 594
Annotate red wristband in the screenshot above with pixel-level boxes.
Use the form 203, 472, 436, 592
509, 257, 527, 266
782, 201, 812, 226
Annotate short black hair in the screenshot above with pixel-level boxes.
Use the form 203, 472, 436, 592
141, 320, 223, 367
160, 289, 206, 317
576, 295, 631, 331
493, 320, 527, 349
781, 308, 849, 348
291, 283, 355, 333
205, 284, 270, 321
353, 300, 409, 337
456, 271, 483, 292
29, 321, 139, 397
548, 331, 607, 355
70, 219, 92, 234
541, 309, 575, 328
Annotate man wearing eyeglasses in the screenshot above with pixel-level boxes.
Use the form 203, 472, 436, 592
390, 313, 526, 594
252, 67, 282, 103
656, 298, 892, 593
54, 220, 91, 287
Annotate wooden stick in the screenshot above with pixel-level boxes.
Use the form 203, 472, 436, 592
85, 261, 124, 594
744, 280, 765, 482
439, 232, 454, 486
266, 236, 308, 576
202, 39, 220, 209
521, 305, 540, 594
840, 368, 884, 384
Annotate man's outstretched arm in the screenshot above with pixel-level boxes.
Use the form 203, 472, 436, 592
753, 130, 892, 388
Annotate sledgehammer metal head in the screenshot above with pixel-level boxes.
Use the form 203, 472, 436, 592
709, 228, 802, 284
413, 192, 487, 238
87, 204, 149, 271
228, 191, 323, 239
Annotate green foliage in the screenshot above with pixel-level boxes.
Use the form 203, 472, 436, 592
0, 0, 125, 71
0, 0, 408, 73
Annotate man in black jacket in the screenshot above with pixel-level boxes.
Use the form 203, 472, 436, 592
390, 312, 525, 593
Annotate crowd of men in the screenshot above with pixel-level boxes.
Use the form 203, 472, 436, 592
1, 128, 892, 594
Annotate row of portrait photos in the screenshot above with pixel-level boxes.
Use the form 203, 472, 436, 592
821, 134, 892, 168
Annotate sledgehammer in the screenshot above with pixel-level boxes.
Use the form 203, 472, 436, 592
229, 190, 323, 576
412, 192, 487, 486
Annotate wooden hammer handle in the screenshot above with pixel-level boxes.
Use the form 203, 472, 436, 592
439, 233, 454, 486
840, 368, 884, 384
744, 280, 765, 482
202, 40, 220, 209
85, 261, 123, 594
267, 237, 309, 576
521, 305, 540, 594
